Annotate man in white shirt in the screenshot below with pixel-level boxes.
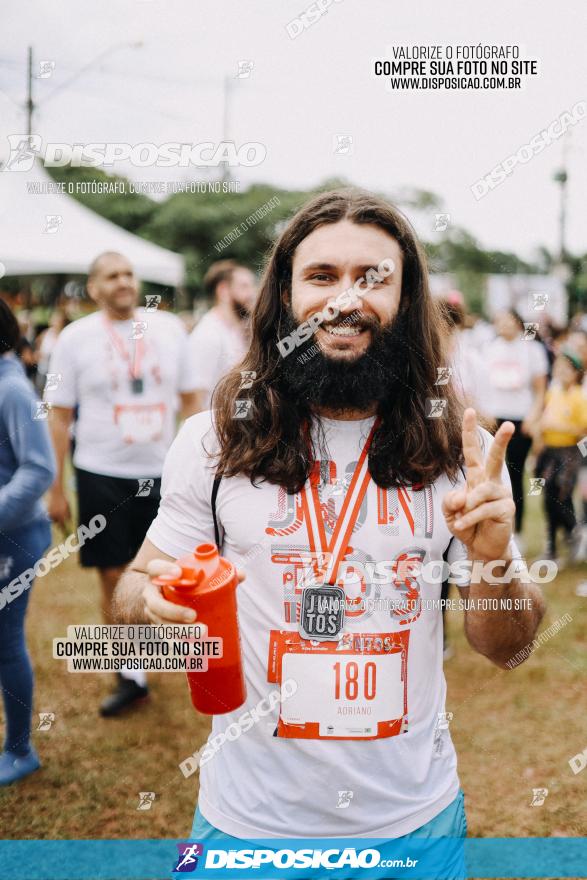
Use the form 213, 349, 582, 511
114, 192, 545, 871
188, 260, 257, 411
45, 252, 198, 716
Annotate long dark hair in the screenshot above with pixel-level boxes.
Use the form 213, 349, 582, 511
211, 188, 465, 493
0, 299, 20, 354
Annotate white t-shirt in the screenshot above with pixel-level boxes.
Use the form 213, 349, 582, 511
188, 309, 248, 408
480, 337, 548, 421
450, 336, 482, 408
44, 309, 195, 478
147, 411, 508, 839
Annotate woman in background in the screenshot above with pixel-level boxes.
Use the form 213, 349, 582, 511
535, 350, 587, 561
482, 309, 548, 545
0, 300, 55, 785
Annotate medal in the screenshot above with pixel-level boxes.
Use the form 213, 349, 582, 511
299, 584, 345, 641
298, 418, 380, 642
103, 313, 146, 396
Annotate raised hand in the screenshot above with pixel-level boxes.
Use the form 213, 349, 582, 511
442, 408, 516, 562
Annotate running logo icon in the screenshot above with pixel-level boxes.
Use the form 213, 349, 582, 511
435, 366, 453, 385
174, 843, 204, 872
426, 398, 447, 418
336, 790, 354, 809
5, 134, 41, 171
136, 478, 155, 497
37, 712, 55, 731
145, 294, 161, 312
528, 478, 545, 496
137, 791, 156, 811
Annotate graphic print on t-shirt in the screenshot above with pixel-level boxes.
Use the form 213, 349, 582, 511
265, 454, 433, 740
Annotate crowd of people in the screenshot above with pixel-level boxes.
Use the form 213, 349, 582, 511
0, 192, 580, 866
0, 255, 255, 784
441, 293, 587, 563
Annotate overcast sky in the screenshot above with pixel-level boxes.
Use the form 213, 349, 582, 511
1, 0, 585, 258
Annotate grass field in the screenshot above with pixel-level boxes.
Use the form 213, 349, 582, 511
0, 491, 585, 877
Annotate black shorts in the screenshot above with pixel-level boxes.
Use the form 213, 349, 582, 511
75, 468, 161, 569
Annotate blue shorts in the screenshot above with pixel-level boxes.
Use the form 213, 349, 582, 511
190, 789, 467, 879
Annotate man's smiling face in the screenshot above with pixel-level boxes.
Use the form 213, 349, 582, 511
289, 219, 404, 361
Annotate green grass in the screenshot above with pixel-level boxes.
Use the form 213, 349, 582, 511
0, 492, 585, 849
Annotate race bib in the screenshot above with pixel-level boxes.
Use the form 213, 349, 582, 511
267, 630, 409, 740
114, 403, 166, 444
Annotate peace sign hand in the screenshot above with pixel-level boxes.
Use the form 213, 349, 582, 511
442, 409, 516, 562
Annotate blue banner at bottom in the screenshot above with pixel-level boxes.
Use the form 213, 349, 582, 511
0, 838, 585, 879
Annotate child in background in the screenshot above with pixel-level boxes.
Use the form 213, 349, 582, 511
535, 350, 587, 561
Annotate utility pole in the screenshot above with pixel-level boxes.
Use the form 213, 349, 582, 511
554, 134, 569, 262
553, 133, 573, 317
221, 75, 234, 183
26, 46, 34, 138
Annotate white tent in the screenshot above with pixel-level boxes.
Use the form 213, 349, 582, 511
0, 163, 184, 287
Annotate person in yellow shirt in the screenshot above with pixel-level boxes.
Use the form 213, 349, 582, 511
535, 350, 587, 560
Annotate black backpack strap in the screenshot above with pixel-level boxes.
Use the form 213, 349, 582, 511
211, 474, 222, 549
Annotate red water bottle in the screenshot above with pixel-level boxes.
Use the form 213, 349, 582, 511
153, 543, 246, 715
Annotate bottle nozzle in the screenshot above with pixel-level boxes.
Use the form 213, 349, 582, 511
193, 543, 220, 580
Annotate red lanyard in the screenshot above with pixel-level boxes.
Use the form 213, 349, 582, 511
102, 314, 145, 380
300, 417, 380, 585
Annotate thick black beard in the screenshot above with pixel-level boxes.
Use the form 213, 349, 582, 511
276, 306, 410, 413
